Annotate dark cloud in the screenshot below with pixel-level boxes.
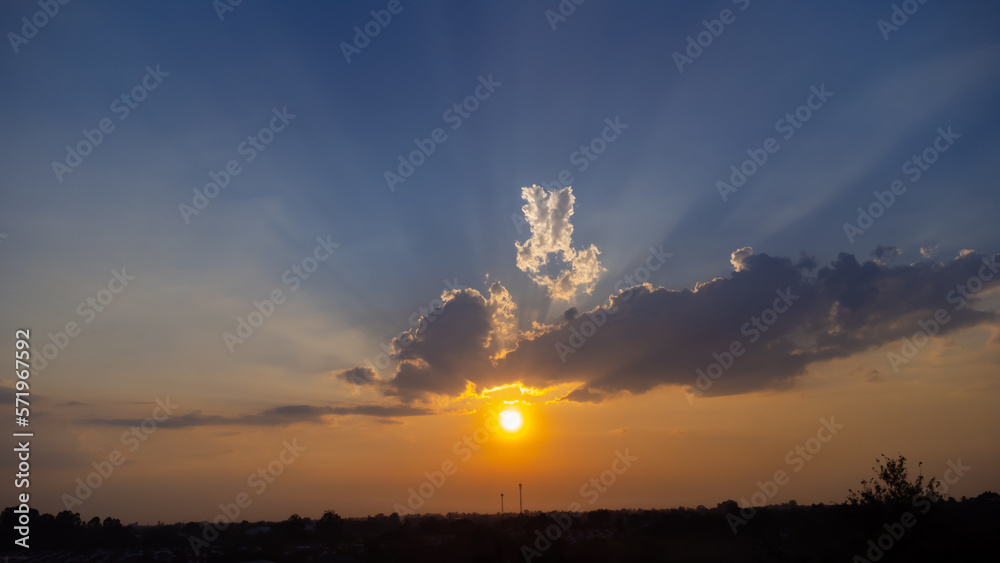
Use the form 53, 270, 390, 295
361, 249, 999, 403
871, 245, 902, 265
386, 289, 496, 402
562, 386, 610, 403
80, 403, 431, 428
849, 364, 881, 383
336, 366, 378, 386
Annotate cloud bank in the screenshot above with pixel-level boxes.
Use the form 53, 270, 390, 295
345, 249, 1000, 404
82, 403, 432, 428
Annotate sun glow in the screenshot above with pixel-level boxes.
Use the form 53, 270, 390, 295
499, 408, 524, 433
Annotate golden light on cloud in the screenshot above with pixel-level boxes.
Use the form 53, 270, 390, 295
478, 382, 549, 398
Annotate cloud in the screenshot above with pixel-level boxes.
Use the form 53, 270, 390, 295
336, 366, 379, 386
512, 249, 999, 400
871, 245, 901, 265
386, 288, 496, 402
486, 281, 519, 362
849, 363, 880, 383
920, 245, 939, 259
361, 248, 999, 403
562, 386, 610, 403
514, 185, 605, 301
730, 246, 753, 271
81, 403, 432, 428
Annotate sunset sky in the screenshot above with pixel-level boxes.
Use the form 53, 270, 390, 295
1, 1, 999, 525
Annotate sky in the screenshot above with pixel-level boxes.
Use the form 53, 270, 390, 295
1, 0, 999, 525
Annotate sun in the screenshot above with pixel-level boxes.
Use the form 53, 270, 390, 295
498, 407, 524, 433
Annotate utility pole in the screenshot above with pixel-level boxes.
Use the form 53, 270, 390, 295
519, 483, 523, 514
500, 493, 504, 515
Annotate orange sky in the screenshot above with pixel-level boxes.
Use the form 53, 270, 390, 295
19, 317, 999, 524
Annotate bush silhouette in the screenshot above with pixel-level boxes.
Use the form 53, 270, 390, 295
846, 453, 941, 507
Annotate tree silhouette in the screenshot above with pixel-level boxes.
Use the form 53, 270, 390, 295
277, 512, 306, 542
316, 509, 344, 544
846, 453, 941, 507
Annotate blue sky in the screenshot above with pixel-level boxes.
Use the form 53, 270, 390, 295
4, 2, 999, 316
2, 1, 1000, 522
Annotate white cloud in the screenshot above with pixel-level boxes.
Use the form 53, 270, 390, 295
515, 185, 604, 301
485, 282, 518, 363
730, 246, 753, 272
